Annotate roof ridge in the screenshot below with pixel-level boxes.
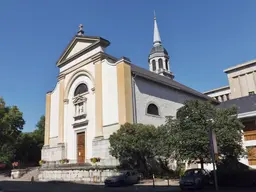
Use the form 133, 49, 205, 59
130, 64, 217, 103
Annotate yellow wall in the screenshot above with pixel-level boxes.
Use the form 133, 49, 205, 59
44, 92, 51, 145
117, 62, 133, 124
58, 78, 65, 143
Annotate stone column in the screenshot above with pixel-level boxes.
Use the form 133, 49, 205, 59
58, 74, 65, 143
44, 92, 51, 146
116, 58, 133, 124
92, 53, 103, 138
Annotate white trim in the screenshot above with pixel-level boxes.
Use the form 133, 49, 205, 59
203, 85, 230, 94
238, 111, 256, 119
74, 128, 86, 163
244, 140, 256, 147
224, 59, 256, 73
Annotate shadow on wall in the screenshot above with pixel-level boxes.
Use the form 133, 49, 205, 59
135, 77, 200, 105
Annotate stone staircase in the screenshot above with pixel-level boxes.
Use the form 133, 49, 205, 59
17, 167, 40, 181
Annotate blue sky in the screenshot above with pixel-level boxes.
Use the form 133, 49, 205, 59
1, 0, 256, 132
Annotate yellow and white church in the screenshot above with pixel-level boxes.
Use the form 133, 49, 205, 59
42, 16, 214, 166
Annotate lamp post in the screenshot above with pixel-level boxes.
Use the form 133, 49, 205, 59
209, 123, 219, 191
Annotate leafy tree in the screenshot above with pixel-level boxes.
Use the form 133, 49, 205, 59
155, 117, 179, 172
32, 115, 45, 149
0, 97, 25, 163
173, 100, 244, 168
15, 115, 45, 165
109, 123, 158, 176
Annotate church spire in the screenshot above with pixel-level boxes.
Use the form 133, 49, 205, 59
153, 11, 161, 47
149, 11, 174, 79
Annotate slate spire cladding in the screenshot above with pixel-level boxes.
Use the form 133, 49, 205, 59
153, 11, 161, 47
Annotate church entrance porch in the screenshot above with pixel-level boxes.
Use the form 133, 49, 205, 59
77, 132, 85, 163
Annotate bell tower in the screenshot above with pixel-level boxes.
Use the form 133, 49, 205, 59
148, 12, 174, 79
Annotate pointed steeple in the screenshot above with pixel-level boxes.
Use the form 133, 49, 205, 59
149, 11, 174, 79
153, 11, 161, 47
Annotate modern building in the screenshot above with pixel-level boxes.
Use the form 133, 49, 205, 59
204, 59, 256, 102
205, 60, 256, 168
42, 16, 216, 165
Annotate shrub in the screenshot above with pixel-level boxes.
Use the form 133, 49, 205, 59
90, 157, 101, 164
59, 159, 69, 164
39, 160, 46, 166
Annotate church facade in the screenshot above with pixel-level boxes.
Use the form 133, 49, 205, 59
42, 17, 215, 165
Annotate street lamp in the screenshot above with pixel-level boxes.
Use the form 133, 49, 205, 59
208, 119, 219, 191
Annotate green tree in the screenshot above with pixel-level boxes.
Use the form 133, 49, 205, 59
0, 97, 25, 163
15, 115, 45, 165
109, 123, 158, 176
173, 100, 244, 168
32, 115, 45, 149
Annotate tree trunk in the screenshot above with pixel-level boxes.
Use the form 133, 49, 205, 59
200, 159, 204, 169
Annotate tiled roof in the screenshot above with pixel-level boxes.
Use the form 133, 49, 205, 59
219, 94, 256, 113
130, 64, 217, 103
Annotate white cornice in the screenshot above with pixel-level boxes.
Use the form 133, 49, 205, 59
224, 59, 256, 73
238, 111, 256, 119
204, 85, 230, 94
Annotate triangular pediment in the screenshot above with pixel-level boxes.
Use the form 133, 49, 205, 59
56, 35, 110, 67
66, 41, 92, 59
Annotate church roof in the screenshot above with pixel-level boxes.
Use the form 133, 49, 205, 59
219, 94, 256, 114
130, 64, 218, 103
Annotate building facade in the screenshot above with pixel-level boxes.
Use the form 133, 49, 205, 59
205, 59, 256, 168
42, 17, 215, 165
204, 59, 256, 102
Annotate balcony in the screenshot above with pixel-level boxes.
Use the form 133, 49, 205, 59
244, 130, 256, 141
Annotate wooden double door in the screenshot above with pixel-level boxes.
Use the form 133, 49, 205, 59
77, 132, 85, 164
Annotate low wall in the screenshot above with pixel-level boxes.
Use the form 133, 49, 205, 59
11, 169, 28, 179
38, 166, 117, 183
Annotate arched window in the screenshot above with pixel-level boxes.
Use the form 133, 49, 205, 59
147, 103, 159, 116
152, 60, 156, 71
158, 58, 163, 69
73, 83, 88, 119
74, 83, 88, 97
165, 59, 168, 70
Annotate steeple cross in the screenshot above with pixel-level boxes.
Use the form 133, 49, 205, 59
77, 24, 84, 36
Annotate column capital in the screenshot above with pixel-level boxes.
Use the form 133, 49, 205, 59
64, 99, 69, 104
58, 74, 65, 81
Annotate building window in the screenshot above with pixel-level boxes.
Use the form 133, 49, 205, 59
74, 83, 88, 96
74, 101, 86, 117
152, 60, 156, 71
158, 58, 163, 69
249, 91, 255, 95
73, 83, 88, 119
165, 59, 168, 70
147, 103, 159, 116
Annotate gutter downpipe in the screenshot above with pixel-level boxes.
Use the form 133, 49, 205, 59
132, 72, 137, 123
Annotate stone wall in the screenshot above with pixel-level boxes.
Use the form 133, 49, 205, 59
38, 167, 117, 183
42, 143, 66, 162
92, 137, 119, 166
134, 76, 200, 127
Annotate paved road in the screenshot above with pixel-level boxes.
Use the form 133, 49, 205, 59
0, 181, 180, 192
1, 181, 256, 192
